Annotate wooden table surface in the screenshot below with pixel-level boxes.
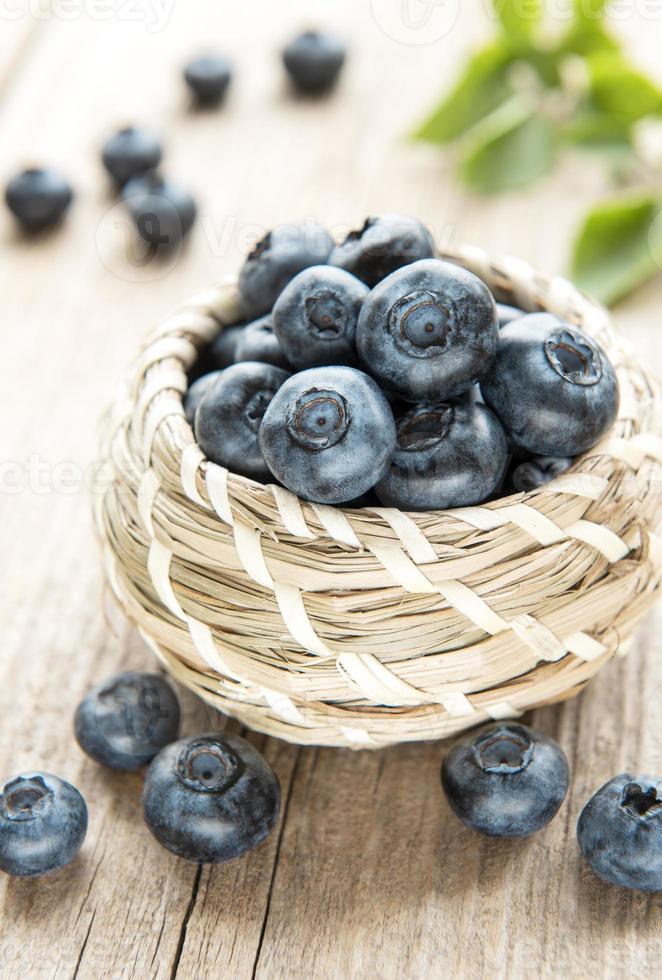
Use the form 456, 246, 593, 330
1, 3, 661, 977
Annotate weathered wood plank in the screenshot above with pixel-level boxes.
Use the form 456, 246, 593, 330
1, 3, 661, 978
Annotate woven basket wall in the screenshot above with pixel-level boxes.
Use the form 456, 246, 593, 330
95, 245, 662, 749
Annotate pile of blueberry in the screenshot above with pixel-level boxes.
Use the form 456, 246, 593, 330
0, 672, 280, 877
1, 673, 660, 891
188, 213, 620, 508
3, 30, 346, 250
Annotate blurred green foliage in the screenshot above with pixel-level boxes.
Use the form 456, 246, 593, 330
414, 1, 662, 304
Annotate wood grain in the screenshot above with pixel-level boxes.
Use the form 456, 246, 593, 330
1, 3, 661, 978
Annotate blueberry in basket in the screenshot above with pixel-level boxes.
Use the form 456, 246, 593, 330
142, 733, 280, 863
481, 313, 619, 457
496, 302, 525, 328
356, 258, 499, 402
0, 773, 87, 877
375, 399, 508, 510
441, 723, 570, 838
5, 167, 74, 232
577, 774, 662, 892
272, 265, 368, 368
184, 370, 222, 424
184, 54, 232, 106
196, 361, 290, 481
210, 323, 246, 369
259, 365, 396, 503
235, 315, 291, 369
509, 455, 573, 493
330, 214, 436, 287
282, 30, 347, 94
123, 173, 197, 250
101, 126, 163, 188
238, 222, 335, 319
74, 671, 181, 771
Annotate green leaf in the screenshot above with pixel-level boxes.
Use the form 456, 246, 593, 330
562, 108, 631, 148
571, 194, 662, 305
459, 97, 557, 194
493, 0, 543, 42
588, 51, 662, 123
413, 43, 514, 144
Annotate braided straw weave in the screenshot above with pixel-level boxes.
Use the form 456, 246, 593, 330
95, 245, 662, 749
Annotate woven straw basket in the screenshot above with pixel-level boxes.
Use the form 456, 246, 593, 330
95, 244, 662, 749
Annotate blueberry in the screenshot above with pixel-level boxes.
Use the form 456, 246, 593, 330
239, 222, 334, 319
577, 774, 662, 892
510, 455, 573, 493
5, 168, 73, 232
272, 266, 368, 369
235, 316, 290, 369
258, 366, 396, 504
481, 314, 619, 456
101, 126, 162, 187
184, 54, 232, 105
142, 733, 280, 863
441, 723, 570, 838
282, 30, 346, 93
184, 371, 222, 425
330, 214, 436, 288
375, 400, 508, 510
496, 303, 525, 328
356, 258, 499, 402
0, 773, 87, 877
196, 362, 290, 481
210, 324, 246, 369
123, 173, 197, 251
74, 671, 181, 772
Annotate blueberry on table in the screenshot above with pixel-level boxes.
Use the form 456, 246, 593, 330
142, 733, 280, 863
235, 316, 291, 369
481, 314, 619, 457
441, 723, 570, 838
210, 324, 246, 369
184, 54, 232, 105
196, 362, 290, 481
330, 214, 436, 288
184, 371, 222, 425
0, 773, 87, 877
74, 671, 181, 771
510, 455, 573, 493
375, 400, 508, 511
258, 365, 396, 504
101, 126, 163, 187
577, 774, 662, 892
283, 30, 346, 93
496, 302, 525, 328
356, 258, 499, 402
238, 222, 334, 319
5, 168, 73, 232
123, 174, 197, 250
273, 265, 368, 369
